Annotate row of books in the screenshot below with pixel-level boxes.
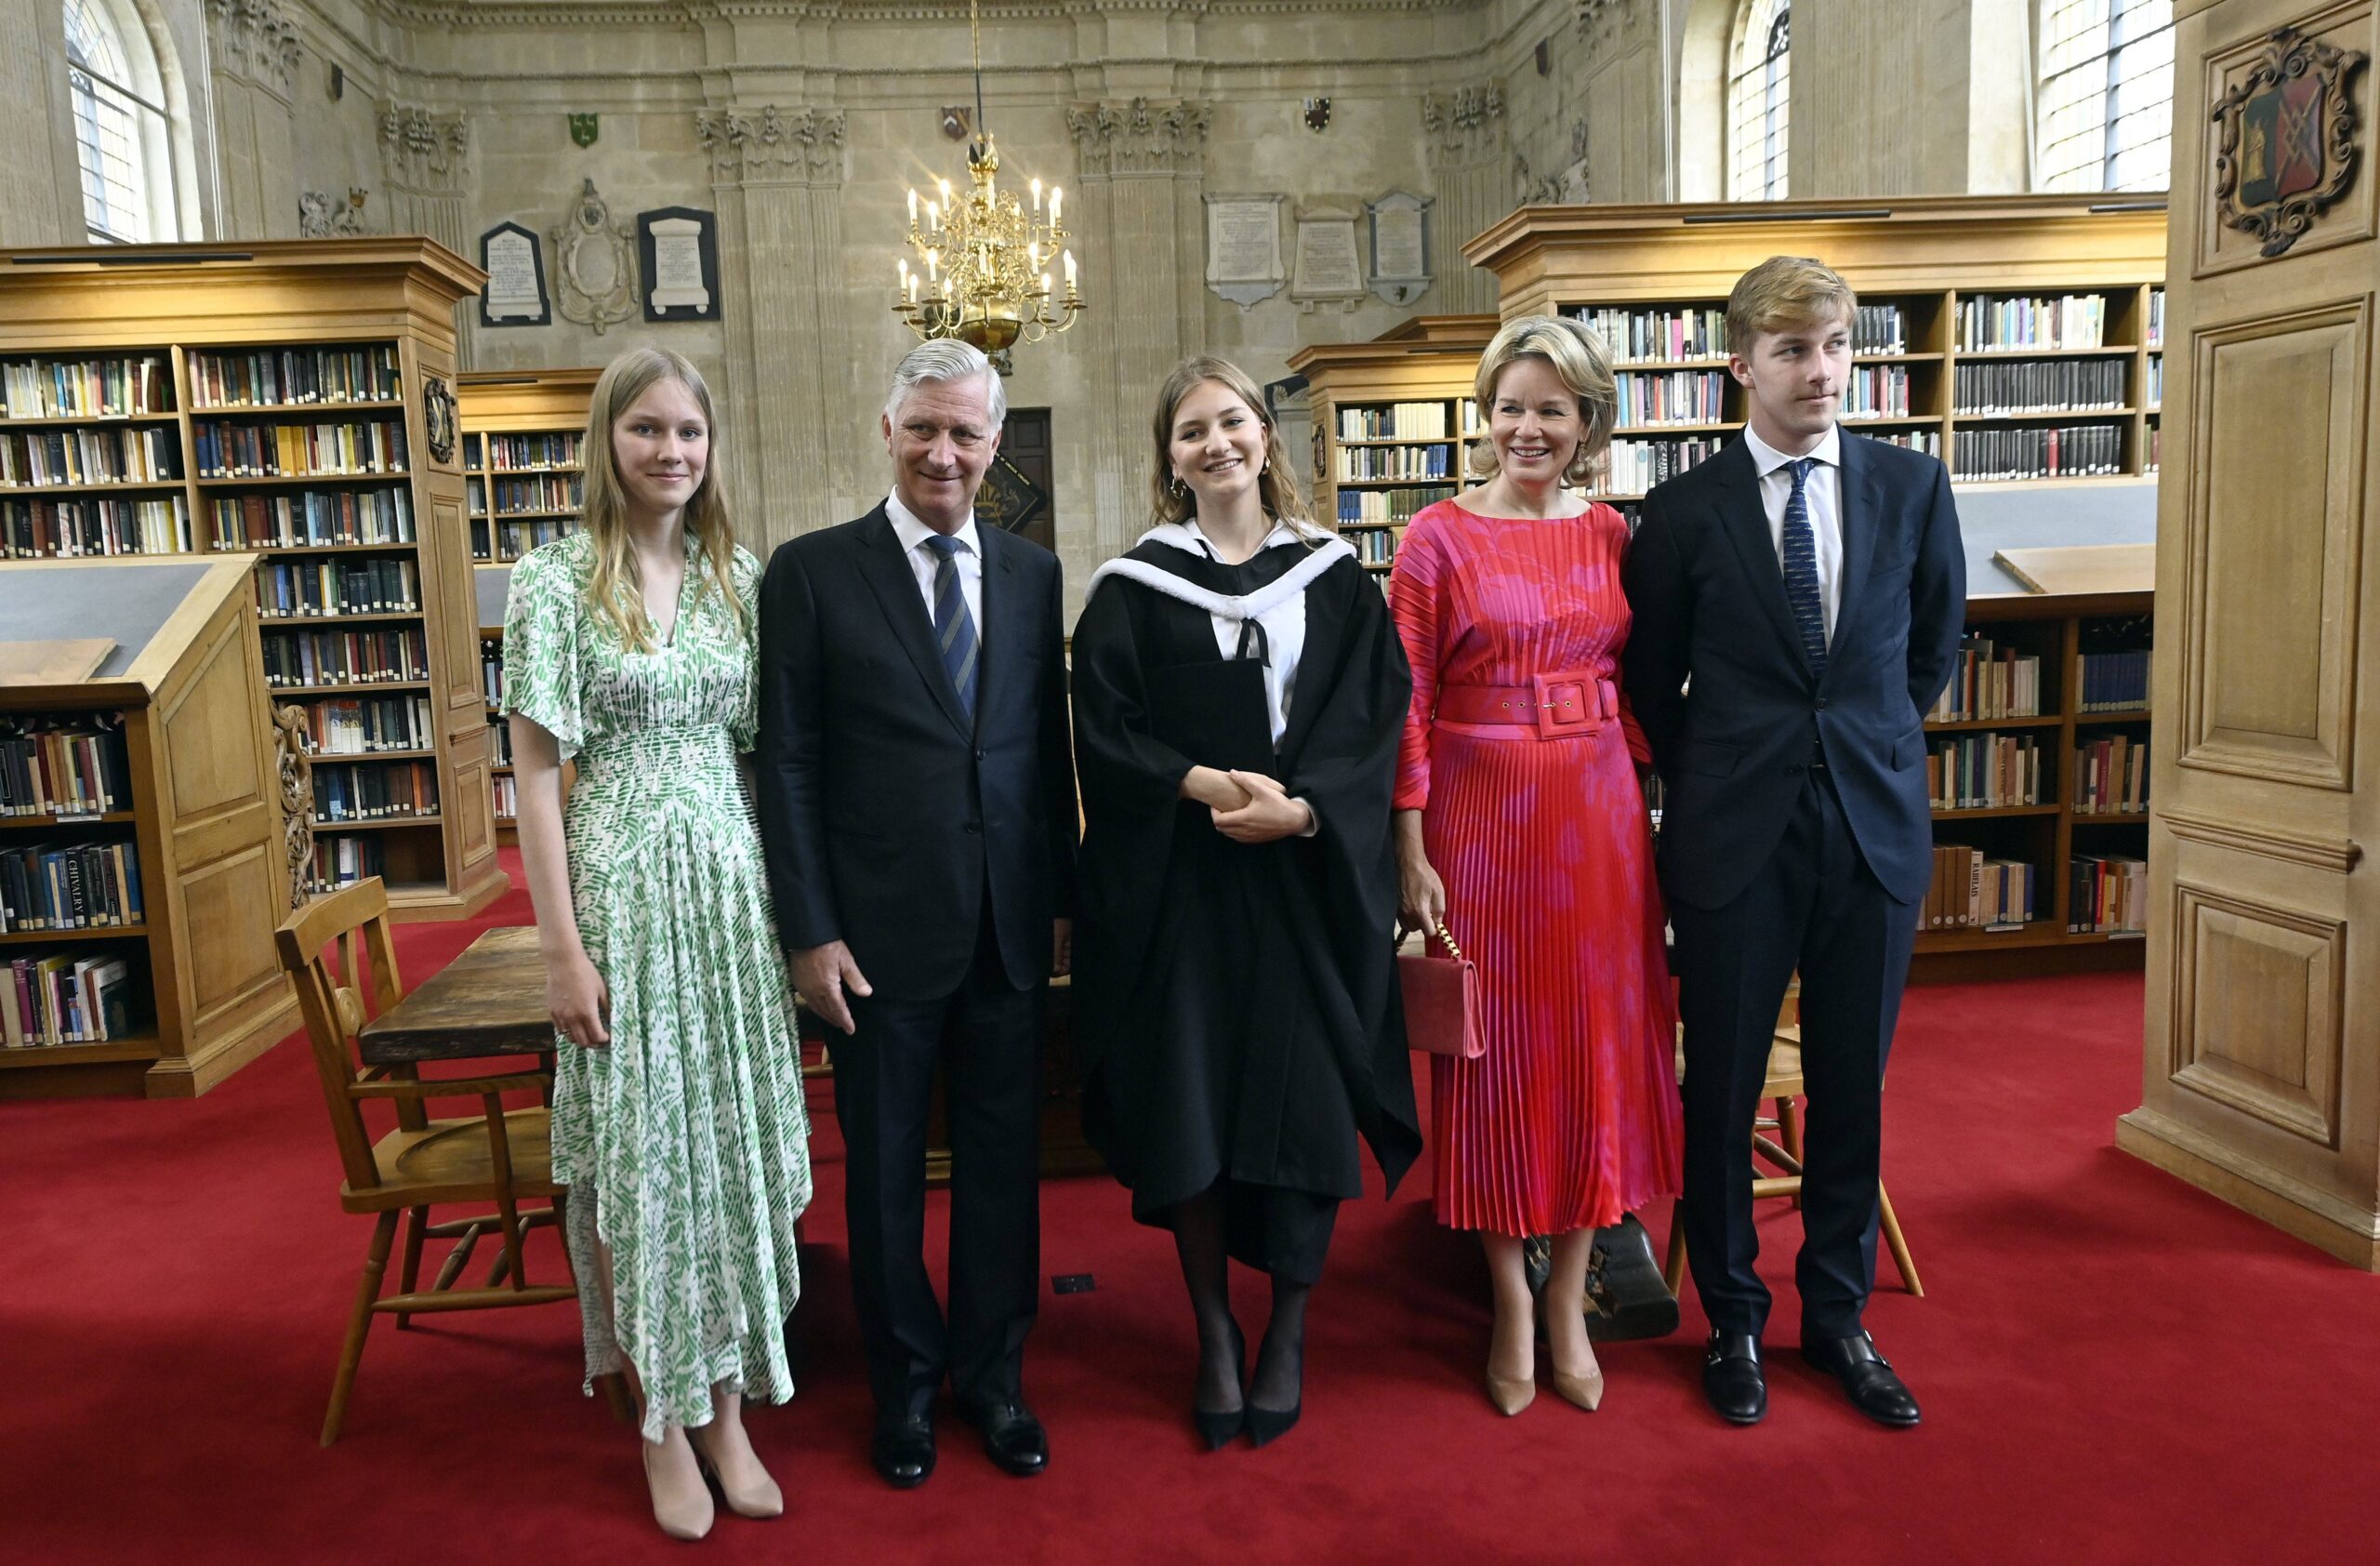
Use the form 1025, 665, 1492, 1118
254, 557, 421, 619
1840, 365, 1912, 418
1596, 435, 1731, 496
1924, 846, 2037, 931
5, 952, 141, 1047
1, 719, 132, 816
1926, 734, 2045, 812
472, 515, 577, 562
1957, 292, 2109, 352
1868, 430, 1944, 458
1566, 305, 1728, 364
206, 486, 416, 550
192, 418, 408, 480
261, 627, 430, 689
1928, 636, 2043, 722
0, 426, 180, 488
491, 774, 519, 820
298, 694, 438, 757
1951, 358, 2126, 416
471, 431, 583, 471
1613, 369, 1728, 427
1335, 485, 1452, 525
1338, 445, 1453, 483
1345, 528, 1399, 565
2074, 734, 2149, 815
1, 354, 174, 420
1, 841, 145, 932
481, 642, 507, 707
2076, 648, 2152, 711
2146, 425, 2162, 475
2147, 356, 2163, 405
306, 834, 386, 894
186, 345, 402, 410
2071, 854, 2148, 935
1950, 423, 2126, 482
473, 472, 585, 513
1339, 403, 1456, 441
3, 495, 192, 558
2147, 288, 2165, 351
486, 715, 514, 765
312, 762, 440, 824
1845, 303, 1911, 356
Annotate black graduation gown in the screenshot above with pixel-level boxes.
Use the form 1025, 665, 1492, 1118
1071, 535, 1421, 1282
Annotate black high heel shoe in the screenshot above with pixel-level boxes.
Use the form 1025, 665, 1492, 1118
1193, 1320, 1247, 1451
1245, 1324, 1302, 1449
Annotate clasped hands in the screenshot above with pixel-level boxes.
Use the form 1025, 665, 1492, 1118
1182, 764, 1314, 844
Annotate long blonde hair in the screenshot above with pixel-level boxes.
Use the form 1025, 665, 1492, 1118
580, 347, 747, 652
1147, 356, 1329, 538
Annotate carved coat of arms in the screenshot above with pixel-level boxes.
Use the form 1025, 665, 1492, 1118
2212, 26, 2369, 259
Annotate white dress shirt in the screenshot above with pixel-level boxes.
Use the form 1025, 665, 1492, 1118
1743, 423, 1844, 645
886, 490, 985, 644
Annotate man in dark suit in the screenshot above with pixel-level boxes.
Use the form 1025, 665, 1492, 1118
1622, 257, 1964, 1429
755, 339, 1078, 1487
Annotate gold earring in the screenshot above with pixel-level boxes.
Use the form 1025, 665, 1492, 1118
1171, 475, 1189, 499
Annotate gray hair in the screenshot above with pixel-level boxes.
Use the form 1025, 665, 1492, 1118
884, 339, 1007, 429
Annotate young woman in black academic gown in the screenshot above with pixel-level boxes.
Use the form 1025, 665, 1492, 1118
1071, 355, 1421, 1450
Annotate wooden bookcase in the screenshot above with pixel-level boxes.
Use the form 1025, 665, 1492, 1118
0, 556, 298, 1098
459, 369, 596, 846
0, 240, 507, 922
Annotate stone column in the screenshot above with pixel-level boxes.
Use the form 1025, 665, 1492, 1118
696, 106, 856, 551
1421, 81, 1508, 316
378, 105, 474, 361
204, 0, 301, 239
1064, 98, 1210, 568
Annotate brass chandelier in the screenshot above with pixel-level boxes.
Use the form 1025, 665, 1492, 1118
893, 0, 1083, 372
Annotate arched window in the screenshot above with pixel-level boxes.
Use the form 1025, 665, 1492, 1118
2038, 0, 2176, 192
1727, 0, 1790, 201
64, 0, 178, 243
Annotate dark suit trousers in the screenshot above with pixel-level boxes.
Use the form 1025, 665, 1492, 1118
1671, 765, 1917, 1341
833, 900, 1042, 1423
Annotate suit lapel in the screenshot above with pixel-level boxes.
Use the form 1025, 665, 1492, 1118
1710, 440, 1812, 677
974, 526, 1027, 740
853, 506, 973, 739
1830, 431, 1884, 677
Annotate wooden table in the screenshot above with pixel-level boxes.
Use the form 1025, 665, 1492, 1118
358, 925, 552, 1066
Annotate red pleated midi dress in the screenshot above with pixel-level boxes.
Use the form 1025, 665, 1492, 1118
1387, 498, 1683, 1236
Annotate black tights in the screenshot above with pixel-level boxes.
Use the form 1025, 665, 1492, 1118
1171, 1189, 1311, 1413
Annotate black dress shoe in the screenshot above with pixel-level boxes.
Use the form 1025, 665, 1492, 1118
870, 1415, 936, 1489
959, 1400, 1049, 1477
1801, 1333, 1921, 1427
1701, 1332, 1766, 1425
1585, 1214, 1681, 1343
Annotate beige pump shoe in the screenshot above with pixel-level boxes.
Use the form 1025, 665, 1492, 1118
642, 1437, 717, 1542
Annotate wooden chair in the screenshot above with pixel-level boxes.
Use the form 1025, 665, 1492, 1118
277, 878, 581, 1444
1663, 1021, 1924, 1301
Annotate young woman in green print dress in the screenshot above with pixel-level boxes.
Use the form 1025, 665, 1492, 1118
505, 347, 812, 1541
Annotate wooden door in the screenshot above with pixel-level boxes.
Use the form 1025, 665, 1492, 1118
983, 408, 1056, 553
2122, 0, 2380, 1267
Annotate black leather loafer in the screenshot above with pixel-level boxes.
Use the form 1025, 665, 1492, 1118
1800, 1332, 1921, 1427
959, 1400, 1049, 1477
1702, 1332, 1767, 1425
870, 1414, 936, 1488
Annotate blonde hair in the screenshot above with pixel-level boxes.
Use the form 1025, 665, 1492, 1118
580, 347, 746, 654
1468, 314, 1617, 485
1147, 356, 1327, 537
1726, 256, 1858, 352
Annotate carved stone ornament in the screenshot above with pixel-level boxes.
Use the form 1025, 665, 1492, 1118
1421, 80, 1507, 169
422, 375, 458, 466
1516, 117, 1592, 206
549, 179, 640, 336
1067, 98, 1212, 178
298, 188, 370, 238
694, 106, 848, 186
205, 0, 301, 98
379, 106, 470, 193
1575, 0, 1640, 48
2211, 25, 2370, 259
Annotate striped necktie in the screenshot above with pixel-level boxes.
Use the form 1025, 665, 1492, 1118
920, 532, 979, 718
1779, 457, 1828, 678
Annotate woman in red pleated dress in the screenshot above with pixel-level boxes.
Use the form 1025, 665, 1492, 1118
1387, 314, 1683, 1416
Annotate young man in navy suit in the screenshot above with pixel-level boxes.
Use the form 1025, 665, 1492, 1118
1622, 257, 1964, 1427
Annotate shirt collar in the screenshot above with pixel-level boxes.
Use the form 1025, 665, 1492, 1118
886, 490, 981, 557
1743, 423, 1842, 479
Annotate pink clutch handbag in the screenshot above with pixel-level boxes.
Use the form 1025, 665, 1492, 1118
1400, 922, 1483, 1059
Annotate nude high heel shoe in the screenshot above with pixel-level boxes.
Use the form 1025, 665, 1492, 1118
1549, 1361, 1606, 1412
1486, 1368, 1537, 1416
690, 1423, 785, 1520
642, 1437, 717, 1542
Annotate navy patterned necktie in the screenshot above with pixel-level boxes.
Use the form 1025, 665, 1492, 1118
1779, 457, 1829, 678
920, 533, 979, 718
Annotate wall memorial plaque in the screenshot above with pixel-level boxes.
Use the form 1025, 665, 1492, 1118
1204, 193, 1287, 307
1291, 197, 1366, 312
636, 206, 721, 322
479, 220, 550, 327
1368, 190, 1433, 307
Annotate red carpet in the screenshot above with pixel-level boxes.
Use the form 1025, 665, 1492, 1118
4, 852, 2372, 1564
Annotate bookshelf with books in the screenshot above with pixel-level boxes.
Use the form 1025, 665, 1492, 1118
459, 370, 597, 845
1286, 315, 1496, 582
0, 556, 297, 1098
0, 241, 508, 922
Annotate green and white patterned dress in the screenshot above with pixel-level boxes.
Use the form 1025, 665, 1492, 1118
503, 529, 812, 1440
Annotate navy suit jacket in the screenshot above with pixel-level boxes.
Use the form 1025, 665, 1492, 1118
754, 504, 1078, 1000
1620, 432, 1964, 910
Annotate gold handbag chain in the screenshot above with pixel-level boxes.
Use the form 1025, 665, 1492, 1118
1432, 922, 1464, 963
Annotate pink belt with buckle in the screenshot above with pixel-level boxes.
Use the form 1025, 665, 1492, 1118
1435, 673, 1618, 739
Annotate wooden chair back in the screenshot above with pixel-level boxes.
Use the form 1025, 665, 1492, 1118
276, 877, 409, 1193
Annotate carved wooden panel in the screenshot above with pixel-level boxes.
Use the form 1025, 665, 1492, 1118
2179, 298, 2369, 786
2194, 2, 2377, 278
162, 623, 266, 820
2170, 883, 2347, 1145
178, 843, 285, 1028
